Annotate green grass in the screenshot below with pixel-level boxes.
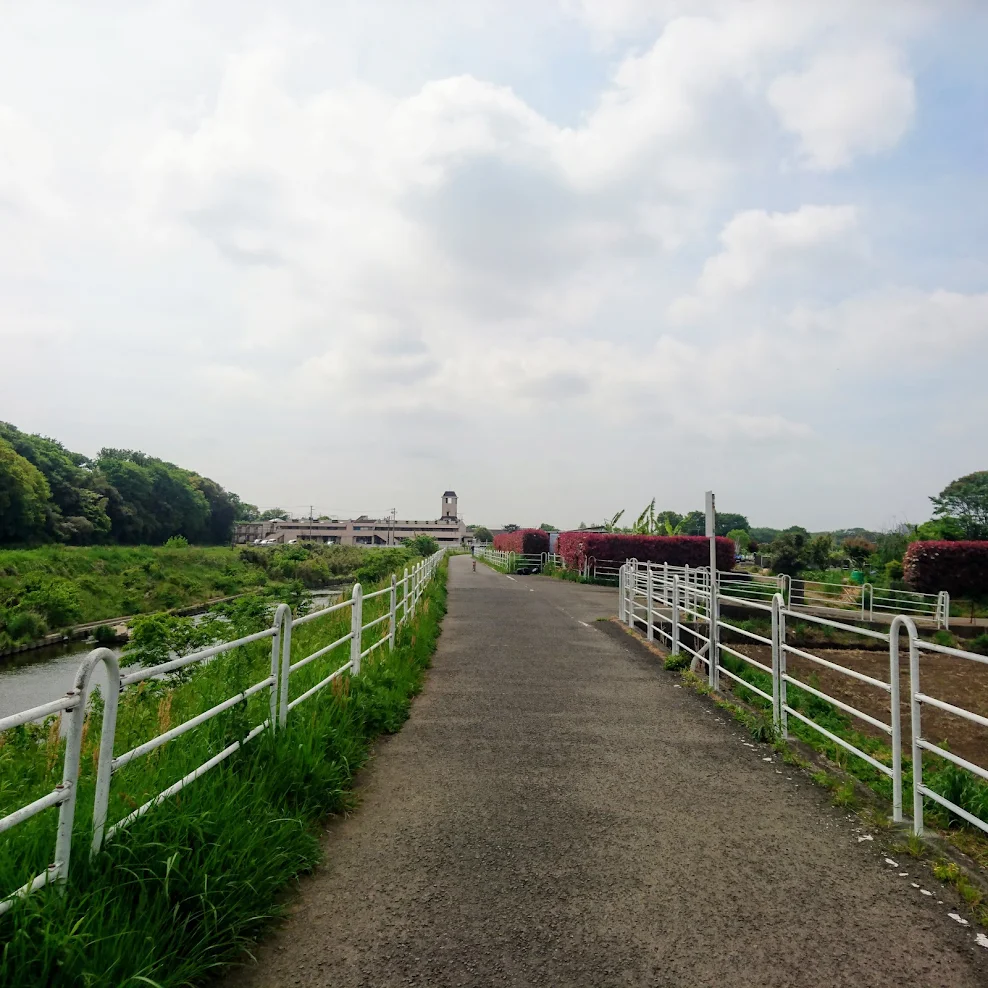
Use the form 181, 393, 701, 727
0, 560, 448, 985
0, 543, 421, 649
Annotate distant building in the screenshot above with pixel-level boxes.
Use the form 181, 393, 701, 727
234, 491, 467, 548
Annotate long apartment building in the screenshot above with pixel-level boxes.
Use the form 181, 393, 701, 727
234, 491, 467, 548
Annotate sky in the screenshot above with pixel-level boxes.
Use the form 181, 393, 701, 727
1, 0, 986, 531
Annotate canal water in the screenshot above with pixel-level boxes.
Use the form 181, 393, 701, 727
0, 589, 343, 720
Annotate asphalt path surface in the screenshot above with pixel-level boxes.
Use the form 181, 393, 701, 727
227, 554, 988, 987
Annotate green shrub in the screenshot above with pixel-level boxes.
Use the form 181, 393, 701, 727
92, 624, 118, 645
163, 535, 189, 548
664, 653, 690, 671
6, 609, 48, 642
296, 559, 332, 588
970, 633, 988, 657
21, 577, 81, 627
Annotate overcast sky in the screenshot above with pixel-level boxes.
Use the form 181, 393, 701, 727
2, 1, 986, 531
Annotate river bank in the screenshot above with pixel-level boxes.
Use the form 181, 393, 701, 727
0, 586, 345, 719
0, 542, 403, 653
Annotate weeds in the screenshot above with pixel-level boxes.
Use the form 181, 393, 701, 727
0, 562, 449, 986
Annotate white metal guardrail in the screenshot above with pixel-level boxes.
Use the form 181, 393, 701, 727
619, 559, 985, 835
473, 546, 547, 574
0, 550, 445, 916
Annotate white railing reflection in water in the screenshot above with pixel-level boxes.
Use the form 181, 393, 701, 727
0, 549, 446, 916
617, 559, 988, 833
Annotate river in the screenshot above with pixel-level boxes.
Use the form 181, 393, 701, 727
0, 589, 343, 720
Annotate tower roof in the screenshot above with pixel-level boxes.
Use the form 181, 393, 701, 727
443, 490, 457, 497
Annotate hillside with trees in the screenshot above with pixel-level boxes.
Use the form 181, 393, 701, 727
0, 422, 248, 546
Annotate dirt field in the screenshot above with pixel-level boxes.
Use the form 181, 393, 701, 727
734, 644, 988, 768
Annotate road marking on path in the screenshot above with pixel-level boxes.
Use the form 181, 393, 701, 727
506, 576, 516, 581
578, 621, 589, 627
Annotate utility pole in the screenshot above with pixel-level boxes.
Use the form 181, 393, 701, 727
390, 507, 396, 545
309, 504, 313, 543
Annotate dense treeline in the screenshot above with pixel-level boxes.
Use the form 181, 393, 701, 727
0, 422, 247, 546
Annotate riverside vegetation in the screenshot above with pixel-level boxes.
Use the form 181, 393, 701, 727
0, 541, 425, 650
0, 554, 448, 986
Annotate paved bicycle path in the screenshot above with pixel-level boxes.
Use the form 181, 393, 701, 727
228, 555, 988, 987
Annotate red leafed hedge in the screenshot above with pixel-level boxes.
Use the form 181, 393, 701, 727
557, 532, 735, 571
903, 541, 988, 598
493, 529, 550, 555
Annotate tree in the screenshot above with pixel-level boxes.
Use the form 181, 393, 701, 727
715, 513, 750, 537
407, 534, 439, 556
472, 526, 493, 543
657, 510, 683, 535
502, 523, 520, 533
806, 533, 835, 570
842, 536, 876, 568
750, 527, 781, 544
232, 497, 260, 521
769, 529, 809, 575
727, 529, 751, 554
913, 517, 966, 541
679, 510, 707, 536
931, 471, 988, 539
539, 522, 559, 531
0, 438, 51, 543
259, 507, 289, 521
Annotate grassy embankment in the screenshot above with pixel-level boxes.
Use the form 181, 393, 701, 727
0, 543, 404, 650
0, 556, 448, 986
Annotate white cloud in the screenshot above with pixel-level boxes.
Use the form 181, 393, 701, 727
670, 204, 858, 320
0, 0, 981, 529
768, 47, 916, 169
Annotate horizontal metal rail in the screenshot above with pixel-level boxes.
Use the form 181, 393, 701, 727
1, 549, 448, 916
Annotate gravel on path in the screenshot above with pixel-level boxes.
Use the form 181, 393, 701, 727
225, 555, 988, 987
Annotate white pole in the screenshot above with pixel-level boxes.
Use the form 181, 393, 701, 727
389, 574, 397, 650
706, 490, 718, 690
350, 584, 363, 676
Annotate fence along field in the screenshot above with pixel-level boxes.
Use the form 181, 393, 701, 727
618, 557, 988, 842
0, 549, 445, 917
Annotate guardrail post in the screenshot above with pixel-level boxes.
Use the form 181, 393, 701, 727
779, 599, 788, 739
672, 575, 680, 655
402, 568, 409, 625
82, 649, 121, 857
662, 562, 669, 604
626, 560, 636, 628
618, 565, 625, 622
771, 593, 782, 729
888, 616, 915, 825
389, 574, 397, 650
709, 581, 719, 690
938, 591, 950, 630
906, 616, 925, 834
646, 564, 654, 641
274, 603, 292, 730
350, 583, 363, 676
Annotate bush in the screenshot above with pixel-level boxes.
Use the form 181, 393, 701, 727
163, 535, 190, 548
92, 624, 119, 645
903, 541, 988, 598
6, 609, 48, 642
556, 532, 735, 571
21, 577, 82, 627
406, 534, 439, 556
493, 529, 550, 555
296, 558, 332, 588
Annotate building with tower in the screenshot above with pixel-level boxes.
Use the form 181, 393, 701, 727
233, 491, 468, 548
